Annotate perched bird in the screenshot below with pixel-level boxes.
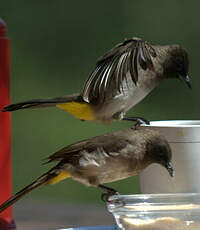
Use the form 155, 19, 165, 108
2, 37, 190, 123
0, 126, 173, 213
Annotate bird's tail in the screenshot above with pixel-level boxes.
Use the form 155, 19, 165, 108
2, 94, 81, 112
0, 167, 70, 213
2, 93, 95, 121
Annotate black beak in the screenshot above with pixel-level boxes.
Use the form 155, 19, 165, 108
179, 74, 192, 89
165, 161, 174, 177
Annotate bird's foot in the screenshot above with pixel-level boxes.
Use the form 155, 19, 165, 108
123, 117, 150, 129
98, 185, 120, 203
101, 191, 120, 203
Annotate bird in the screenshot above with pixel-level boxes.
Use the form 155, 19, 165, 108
2, 37, 191, 123
0, 126, 173, 213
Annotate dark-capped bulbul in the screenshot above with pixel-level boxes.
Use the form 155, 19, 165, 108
2, 37, 191, 123
0, 127, 173, 213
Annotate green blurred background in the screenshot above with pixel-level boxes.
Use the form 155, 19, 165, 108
1, 1, 199, 205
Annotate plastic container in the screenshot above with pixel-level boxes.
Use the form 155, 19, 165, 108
139, 120, 200, 193
107, 193, 200, 230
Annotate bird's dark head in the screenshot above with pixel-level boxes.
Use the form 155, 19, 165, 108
164, 45, 191, 89
145, 136, 174, 177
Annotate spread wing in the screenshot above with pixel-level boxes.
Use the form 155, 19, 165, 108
82, 37, 157, 103
44, 134, 129, 164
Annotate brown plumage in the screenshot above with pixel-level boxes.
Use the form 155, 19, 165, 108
0, 126, 173, 213
2, 37, 191, 123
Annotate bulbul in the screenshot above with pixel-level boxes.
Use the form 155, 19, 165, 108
0, 126, 173, 213
2, 37, 191, 123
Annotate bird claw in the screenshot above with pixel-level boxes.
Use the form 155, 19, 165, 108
101, 193, 111, 202
101, 191, 120, 203
123, 117, 150, 129
98, 184, 120, 203
101, 192, 126, 208
135, 117, 150, 126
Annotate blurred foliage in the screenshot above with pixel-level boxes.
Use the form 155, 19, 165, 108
0, 1, 199, 205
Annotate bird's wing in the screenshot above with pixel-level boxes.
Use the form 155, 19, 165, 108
44, 133, 130, 164
82, 37, 157, 103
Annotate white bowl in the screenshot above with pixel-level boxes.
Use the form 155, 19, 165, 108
139, 120, 200, 193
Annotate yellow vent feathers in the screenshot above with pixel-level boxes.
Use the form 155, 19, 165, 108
57, 102, 95, 121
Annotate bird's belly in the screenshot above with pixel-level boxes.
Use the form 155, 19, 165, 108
121, 86, 150, 112
94, 86, 150, 122
75, 157, 137, 185
98, 168, 136, 184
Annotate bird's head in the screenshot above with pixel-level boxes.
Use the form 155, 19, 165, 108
145, 136, 174, 177
163, 45, 191, 89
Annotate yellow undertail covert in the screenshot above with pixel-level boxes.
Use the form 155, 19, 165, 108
57, 102, 95, 121
47, 170, 71, 185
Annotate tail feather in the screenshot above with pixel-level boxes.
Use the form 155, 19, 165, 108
2, 94, 82, 112
0, 169, 57, 213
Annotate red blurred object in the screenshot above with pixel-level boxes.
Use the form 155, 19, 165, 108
0, 19, 16, 229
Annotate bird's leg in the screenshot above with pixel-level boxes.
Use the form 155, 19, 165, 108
123, 117, 150, 129
123, 116, 150, 125
98, 184, 119, 202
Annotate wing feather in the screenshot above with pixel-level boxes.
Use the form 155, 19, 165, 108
82, 38, 157, 103
43, 134, 130, 164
